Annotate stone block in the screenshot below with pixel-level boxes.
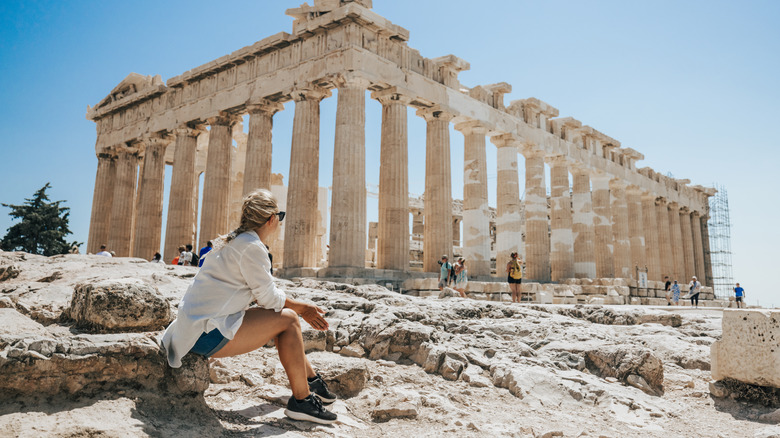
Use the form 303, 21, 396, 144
615, 286, 630, 296
536, 290, 553, 304
712, 310, 780, 388
579, 278, 594, 286
521, 282, 539, 293
613, 278, 629, 287
67, 279, 171, 332
467, 282, 484, 293
588, 297, 606, 305
581, 285, 600, 295
605, 287, 619, 297
563, 278, 579, 285
604, 296, 625, 305
630, 297, 641, 305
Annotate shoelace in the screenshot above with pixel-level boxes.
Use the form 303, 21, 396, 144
309, 394, 324, 412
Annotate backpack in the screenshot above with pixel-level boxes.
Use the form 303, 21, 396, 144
191, 252, 199, 266
510, 260, 522, 280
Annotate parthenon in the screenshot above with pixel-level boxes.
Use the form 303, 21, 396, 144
86, 0, 716, 288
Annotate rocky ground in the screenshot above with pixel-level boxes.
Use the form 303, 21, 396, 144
1, 251, 779, 438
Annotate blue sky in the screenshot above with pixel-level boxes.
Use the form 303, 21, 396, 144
1, 1, 777, 307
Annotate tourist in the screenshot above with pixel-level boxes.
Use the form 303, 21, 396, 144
96, 245, 112, 257
151, 252, 164, 264
688, 276, 701, 308
437, 255, 452, 291
172, 246, 184, 265
179, 244, 194, 266
671, 280, 681, 305
453, 258, 468, 298
161, 188, 337, 424
663, 276, 672, 306
198, 241, 213, 267
734, 282, 745, 308
506, 252, 523, 303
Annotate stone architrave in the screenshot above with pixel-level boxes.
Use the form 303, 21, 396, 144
655, 198, 673, 280
329, 75, 370, 268
522, 145, 550, 282
691, 210, 706, 284
641, 194, 661, 281
243, 100, 283, 196
591, 174, 614, 278
418, 107, 454, 272
625, 186, 646, 277
456, 121, 491, 277
492, 133, 523, 277
609, 179, 632, 279
701, 215, 714, 287
164, 125, 203, 262
284, 86, 331, 269
374, 89, 412, 271
133, 135, 172, 260
87, 152, 116, 254
667, 202, 685, 282
571, 167, 596, 279
107, 148, 139, 257
679, 207, 695, 282
547, 155, 575, 281
199, 114, 241, 249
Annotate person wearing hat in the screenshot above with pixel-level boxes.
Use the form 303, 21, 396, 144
437, 255, 453, 291
688, 276, 702, 308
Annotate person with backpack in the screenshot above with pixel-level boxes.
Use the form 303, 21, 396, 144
506, 252, 523, 303
437, 255, 452, 291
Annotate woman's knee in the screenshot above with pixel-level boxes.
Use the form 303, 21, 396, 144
280, 308, 300, 328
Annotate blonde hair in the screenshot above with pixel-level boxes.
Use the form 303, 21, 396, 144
215, 188, 278, 248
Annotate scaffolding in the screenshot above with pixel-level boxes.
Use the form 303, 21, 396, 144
708, 184, 734, 299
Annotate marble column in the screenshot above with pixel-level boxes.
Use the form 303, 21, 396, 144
609, 180, 632, 279
522, 146, 550, 282
679, 207, 696, 282
656, 198, 673, 280
667, 202, 684, 282
641, 194, 661, 281
243, 101, 283, 195
199, 114, 241, 249
701, 215, 714, 287
591, 175, 614, 278
164, 125, 203, 262
374, 89, 411, 271
571, 168, 596, 279
87, 152, 116, 254
691, 210, 706, 284
626, 186, 646, 278
492, 134, 523, 277
329, 76, 369, 269
284, 87, 330, 269
107, 148, 139, 257
548, 155, 574, 281
133, 135, 172, 260
456, 121, 491, 277
418, 107, 454, 272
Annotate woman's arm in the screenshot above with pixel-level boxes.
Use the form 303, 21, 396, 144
284, 297, 329, 331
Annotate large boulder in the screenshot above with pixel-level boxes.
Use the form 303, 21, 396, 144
66, 279, 172, 332
585, 345, 664, 395
712, 309, 780, 389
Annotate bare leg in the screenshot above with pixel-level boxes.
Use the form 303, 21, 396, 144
211, 308, 312, 399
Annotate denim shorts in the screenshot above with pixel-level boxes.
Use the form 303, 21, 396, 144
190, 328, 229, 357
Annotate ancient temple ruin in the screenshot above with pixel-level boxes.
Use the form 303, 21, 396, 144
86, 0, 715, 291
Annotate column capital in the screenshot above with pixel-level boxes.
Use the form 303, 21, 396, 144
655, 196, 668, 206
640, 192, 656, 202
569, 162, 590, 176
288, 85, 331, 103
608, 178, 627, 189
246, 99, 284, 116
544, 154, 569, 167
175, 123, 207, 138
490, 132, 522, 148
454, 120, 488, 135
332, 72, 371, 90
691, 210, 702, 218
679, 206, 691, 214
371, 87, 414, 106
144, 132, 174, 148
625, 185, 644, 195
207, 112, 242, 127
416, 106, 455, 123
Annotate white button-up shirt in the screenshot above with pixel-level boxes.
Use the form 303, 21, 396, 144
161, 230, 286, 368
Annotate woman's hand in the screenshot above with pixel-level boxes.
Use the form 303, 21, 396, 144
299, 303, 329, 331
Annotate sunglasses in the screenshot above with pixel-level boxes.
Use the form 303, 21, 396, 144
275, 211, 286, 222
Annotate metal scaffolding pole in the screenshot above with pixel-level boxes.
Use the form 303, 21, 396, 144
707, 184, 734, 299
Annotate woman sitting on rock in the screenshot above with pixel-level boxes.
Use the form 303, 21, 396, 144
161, 188, 337, 424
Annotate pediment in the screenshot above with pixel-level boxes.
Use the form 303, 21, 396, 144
94, 73, 163, 110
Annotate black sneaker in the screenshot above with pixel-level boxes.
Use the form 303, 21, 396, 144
308, 373, 337, 404
284, 394, 337, 424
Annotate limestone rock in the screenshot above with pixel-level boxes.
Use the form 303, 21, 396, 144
320, 359, 369, 397
0, 264, 21, 281
66, 279, 172, 332
371, 391, 420, 422
585, 345, 664, 395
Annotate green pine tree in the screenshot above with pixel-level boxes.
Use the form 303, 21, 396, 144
1, 183, 81, 256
